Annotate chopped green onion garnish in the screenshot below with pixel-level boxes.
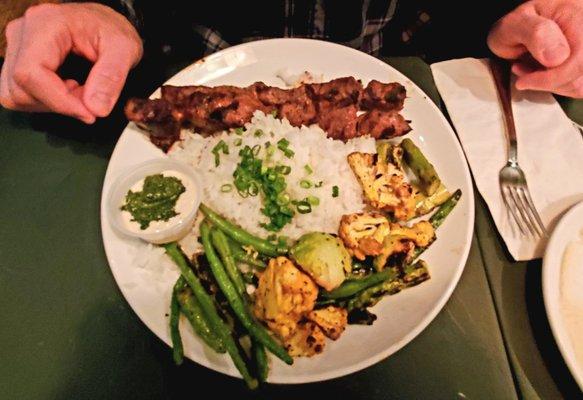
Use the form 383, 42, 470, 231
234, 138, 243, 146
275, 165, 291, 175
304, 164, 313, 175
307, 195, 320, 206
211, 140, 229, 166
221, 184, 233, 193
276, 192, 290, 206
270, 110, 278, 118
248, 181, 259, 196
300, 180, 312, 189
254, 129, 264, 137
332, 185, 339, 197
277, 138, 290, 149
252, 144, 261, 156
296, 201, 312, 214
234, 127, 244, 135
266, 234, 277, 242
283, 149, 295, 158
315, 181, 324, 188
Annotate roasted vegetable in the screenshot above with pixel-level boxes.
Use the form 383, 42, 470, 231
164, 243, 258, 389
170, 278, 184, 365
283, 321, 327, 357
320, 268, 398, 300
338, 212, 391, 260
200, 204, 287, 257
409, 189, 462, 262
253, 257, 319, 341
347, 152, 415, 221
175, 278, 226, 353
347, 260, 430, 311
401, 138, 441, 196
201, 223, 293, 365
290, 232, 352, 291
252, 339, 269, 383
307, 306, 348, 340
377, 140, 404, 170
414, 182, 451, 216
373, 221, 435, 271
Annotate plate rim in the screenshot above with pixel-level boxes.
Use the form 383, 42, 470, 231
542, 200, 583, 390
100, 38, 475, 384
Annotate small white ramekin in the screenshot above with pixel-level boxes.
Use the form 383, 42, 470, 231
107, 159, 202, 244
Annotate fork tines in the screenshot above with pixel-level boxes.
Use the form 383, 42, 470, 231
500, 184, 547, 238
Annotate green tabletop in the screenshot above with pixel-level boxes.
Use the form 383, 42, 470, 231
0, 56, 571, 399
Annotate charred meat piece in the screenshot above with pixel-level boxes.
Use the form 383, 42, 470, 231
361, 80, 406, 111
124, 77, 413, 151
125, 98, 181, 152
253, 83, 316, 126
316, 104, 358, 140
357, 110, 412, 139
310, 76, 363, 107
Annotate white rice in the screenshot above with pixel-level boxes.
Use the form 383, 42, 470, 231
168, 111, 375, 257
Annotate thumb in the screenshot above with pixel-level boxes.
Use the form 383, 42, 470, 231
488, 9, 570, 68
83, 47, 135, 117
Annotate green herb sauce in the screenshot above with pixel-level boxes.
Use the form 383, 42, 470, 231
121, 174, 186, 230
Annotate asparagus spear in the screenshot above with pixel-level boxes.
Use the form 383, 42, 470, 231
410, 189, 462, 262
320, 268, 398, 300
346, 260, 430, 311
401, 138, 441, 196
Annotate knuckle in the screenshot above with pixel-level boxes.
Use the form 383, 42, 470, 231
13, 69, 33, 88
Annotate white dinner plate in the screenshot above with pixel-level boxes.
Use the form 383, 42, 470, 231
100, 39, 475, 384
543, 201, 583, 390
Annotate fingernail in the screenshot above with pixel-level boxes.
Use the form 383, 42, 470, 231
89, 92, 113, 115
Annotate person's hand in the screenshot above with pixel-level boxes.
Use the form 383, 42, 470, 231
0, 3, 143, 123
487, 0, 583, 98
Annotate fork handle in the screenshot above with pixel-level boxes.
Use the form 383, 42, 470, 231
490, 59, 518, 164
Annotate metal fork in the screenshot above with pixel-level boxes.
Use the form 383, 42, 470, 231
490, 59, 548, 238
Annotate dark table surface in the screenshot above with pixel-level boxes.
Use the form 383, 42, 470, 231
0, 56, 581, 400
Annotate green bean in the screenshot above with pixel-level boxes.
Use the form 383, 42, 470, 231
401, 138, 441, 195
170, 279, 184, 365
200, 223, 293, 365
228, 239, 267, 269
320, 269, 398, 300
252, 339, 269, 383
211, 229, 248, 299
200, 203, 287, 257
164, 243, 258, 389
175, 277, 226, 353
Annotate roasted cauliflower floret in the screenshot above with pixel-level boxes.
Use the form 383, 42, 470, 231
307, 306, 348, 340
284, 321, 327, 357
338, 212, 391, 260
390, 220, 435, 247
253, 257, 318, 340
373, 221, 435, 270
347, 152, 415, 221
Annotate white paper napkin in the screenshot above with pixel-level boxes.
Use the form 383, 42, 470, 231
431, 58, 583, 261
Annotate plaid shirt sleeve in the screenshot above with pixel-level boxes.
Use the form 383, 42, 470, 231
108, 0, 399, 57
